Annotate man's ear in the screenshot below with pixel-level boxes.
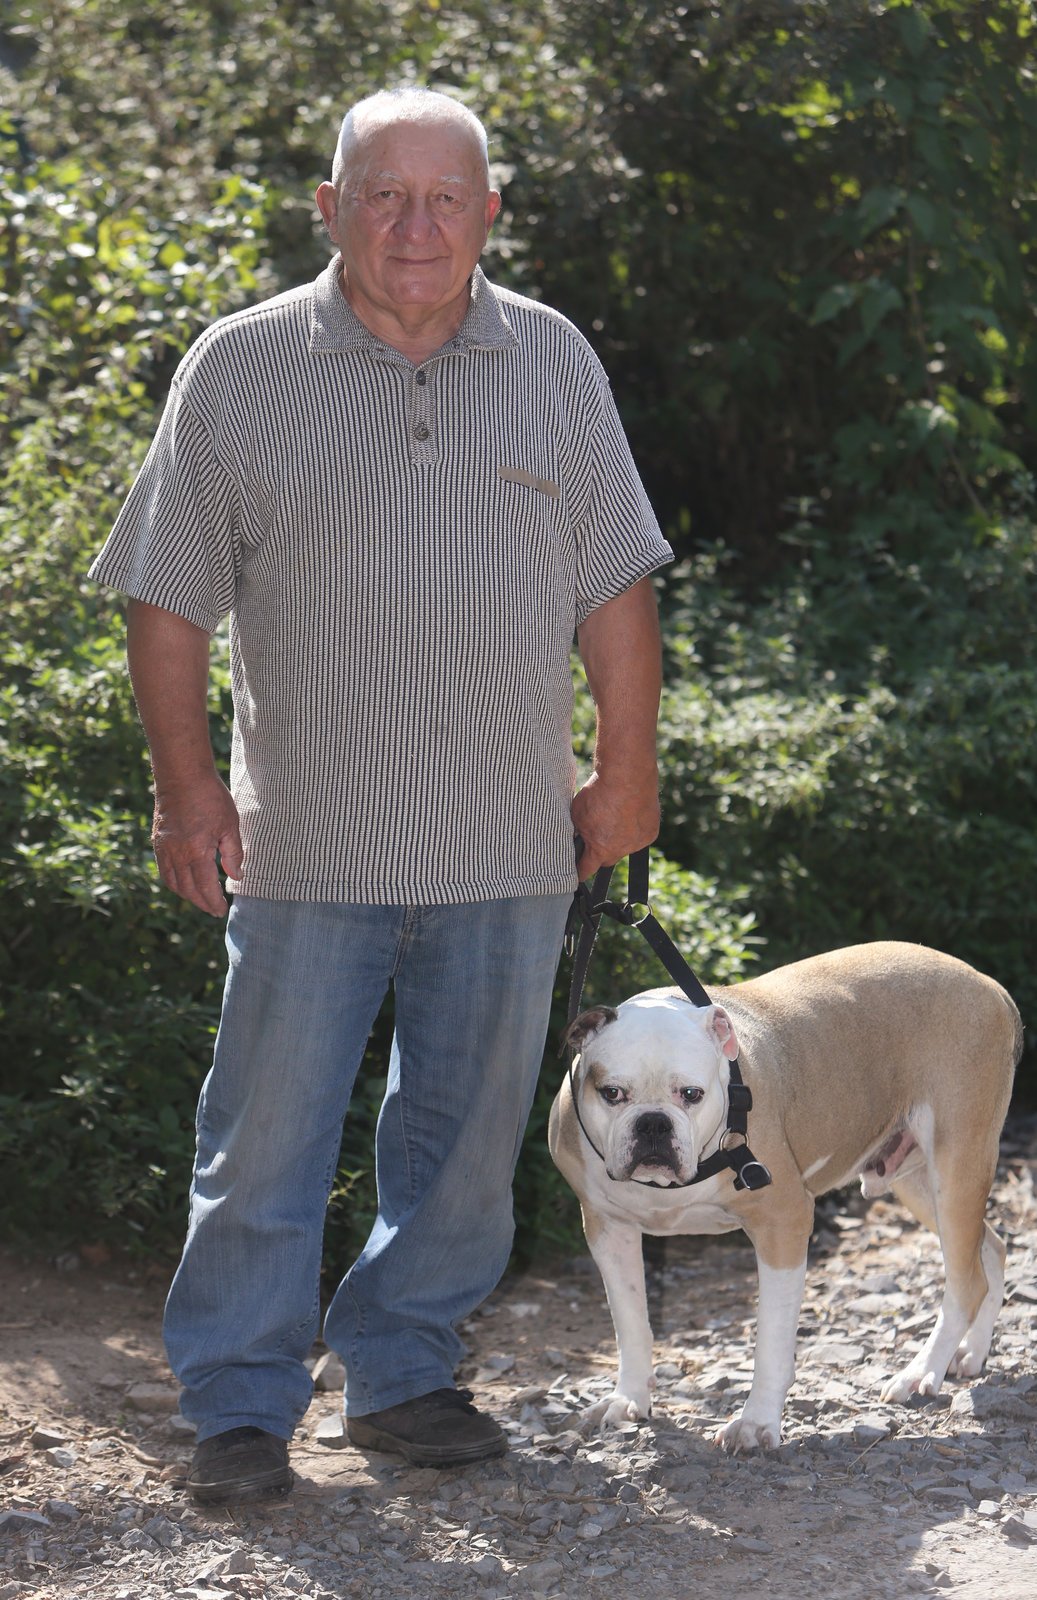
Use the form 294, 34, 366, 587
315, 181, 340, 243
703, 1003, 739, 1061
560, 1005, 618, 1056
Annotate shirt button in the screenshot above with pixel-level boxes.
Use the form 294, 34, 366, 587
414, 424, 430, 440
416, 370, 427, 386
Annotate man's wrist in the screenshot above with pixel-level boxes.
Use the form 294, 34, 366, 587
589, 760, 660, 793
151, 763, 224, 799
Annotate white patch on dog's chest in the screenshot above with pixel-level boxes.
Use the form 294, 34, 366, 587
592, 1181, 742, 1237
669, 1202, 743, 1236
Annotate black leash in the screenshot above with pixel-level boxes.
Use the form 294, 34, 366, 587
564, 845, 772, 1193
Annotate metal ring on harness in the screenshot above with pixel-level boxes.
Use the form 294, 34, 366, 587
612, 899, 651, 928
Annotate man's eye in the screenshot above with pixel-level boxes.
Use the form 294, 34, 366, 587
680, 1086, 705, 1105
599, 1085, 625, 1105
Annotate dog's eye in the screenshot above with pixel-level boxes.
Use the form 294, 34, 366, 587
598, 1085, 626, 1105
680, 1086, 705, 1105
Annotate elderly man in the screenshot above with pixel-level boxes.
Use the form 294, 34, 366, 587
90, 87, 670, 1502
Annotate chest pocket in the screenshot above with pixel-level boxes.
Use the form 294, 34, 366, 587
497, 464, 561, 499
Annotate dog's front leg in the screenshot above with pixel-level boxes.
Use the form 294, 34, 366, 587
580, 1215, 655, 1431
716, 1218, 810, 1452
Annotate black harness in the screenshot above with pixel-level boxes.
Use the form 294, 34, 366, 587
565, 847, 772, 1194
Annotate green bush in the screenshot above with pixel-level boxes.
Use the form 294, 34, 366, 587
655, 519, 1037, 1066
0, 137, 265, 1249
495, 0, 1037, 560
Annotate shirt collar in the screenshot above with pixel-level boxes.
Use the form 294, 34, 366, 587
309, 254, 518, 359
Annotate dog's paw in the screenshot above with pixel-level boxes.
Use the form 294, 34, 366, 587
714, 1413, 781, 1453
947, 1342, 986, 1380
579, 1391, 650, 1434
881, 1364, 943, 1404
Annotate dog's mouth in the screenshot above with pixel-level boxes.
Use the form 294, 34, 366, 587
623, 1138, 683, 1184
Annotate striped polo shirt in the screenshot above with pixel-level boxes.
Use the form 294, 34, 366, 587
89, 254, 672, 905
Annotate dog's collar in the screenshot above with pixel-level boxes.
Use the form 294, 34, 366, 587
566, 1053, 773, 1193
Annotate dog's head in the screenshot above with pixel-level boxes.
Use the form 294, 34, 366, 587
562, 992, 739, 1186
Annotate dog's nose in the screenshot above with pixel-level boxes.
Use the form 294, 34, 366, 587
634, 1111, 673, 1139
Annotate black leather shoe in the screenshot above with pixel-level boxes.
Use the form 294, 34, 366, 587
346, 1387, 507, 1466
186, 1426, 293, 1504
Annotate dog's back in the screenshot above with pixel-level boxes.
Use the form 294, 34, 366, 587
694, 942, 1020, 1195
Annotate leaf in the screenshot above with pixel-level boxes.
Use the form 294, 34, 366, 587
957, 124, 993, 168
883, 77, 915, 121
904, 192, 937, 240
855, 185, 904, 239
859, 279, 904, 338
916, 122, 952, 176
896, 5, 931, 59
810, 283, 859, 326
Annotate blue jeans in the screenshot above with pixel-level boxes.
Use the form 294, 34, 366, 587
163, 892, 571, 1441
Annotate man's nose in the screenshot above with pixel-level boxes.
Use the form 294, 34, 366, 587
395, 198, 438, 240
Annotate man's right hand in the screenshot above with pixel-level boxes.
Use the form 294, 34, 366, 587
126, 599, 239, 918
151, 774, 244, 918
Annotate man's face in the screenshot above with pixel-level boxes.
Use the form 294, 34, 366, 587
316, 117, 501, 328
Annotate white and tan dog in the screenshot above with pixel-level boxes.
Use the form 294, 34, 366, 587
549, 942, 1021, 1451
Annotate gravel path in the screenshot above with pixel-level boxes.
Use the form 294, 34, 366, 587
2, 1118, 1035, 1600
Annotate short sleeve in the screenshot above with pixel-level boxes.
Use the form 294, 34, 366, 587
572, 374, 673, 625
87, 379, 241, 633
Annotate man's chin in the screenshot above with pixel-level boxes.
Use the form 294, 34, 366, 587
384, 266, 460, 301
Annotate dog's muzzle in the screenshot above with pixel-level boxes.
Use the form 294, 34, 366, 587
624, 1110, 682, 1179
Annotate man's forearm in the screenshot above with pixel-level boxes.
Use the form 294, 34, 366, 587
126, 599, 218, 787
126, 599, 242, 916
577, 576, 662, 784
572, 576, 663, 878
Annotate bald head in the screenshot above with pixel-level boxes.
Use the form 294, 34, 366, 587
332, 88, 490, 193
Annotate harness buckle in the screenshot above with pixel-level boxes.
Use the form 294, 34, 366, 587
733, 1159, 773, 1192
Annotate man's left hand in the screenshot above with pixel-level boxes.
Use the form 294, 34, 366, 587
571, 770, 660, 881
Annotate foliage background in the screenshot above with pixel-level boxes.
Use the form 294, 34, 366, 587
2, 0, 1034, 1268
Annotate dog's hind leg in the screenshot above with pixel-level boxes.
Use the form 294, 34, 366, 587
881, 1148, 1003, 1402
950, 1218, 1005, 1377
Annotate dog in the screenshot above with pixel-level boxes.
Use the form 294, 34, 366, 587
549, 942, 1021, 1451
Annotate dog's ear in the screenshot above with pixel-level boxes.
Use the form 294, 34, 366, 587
560, 1005, 619, 1056
703, 1003, 740, 1061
